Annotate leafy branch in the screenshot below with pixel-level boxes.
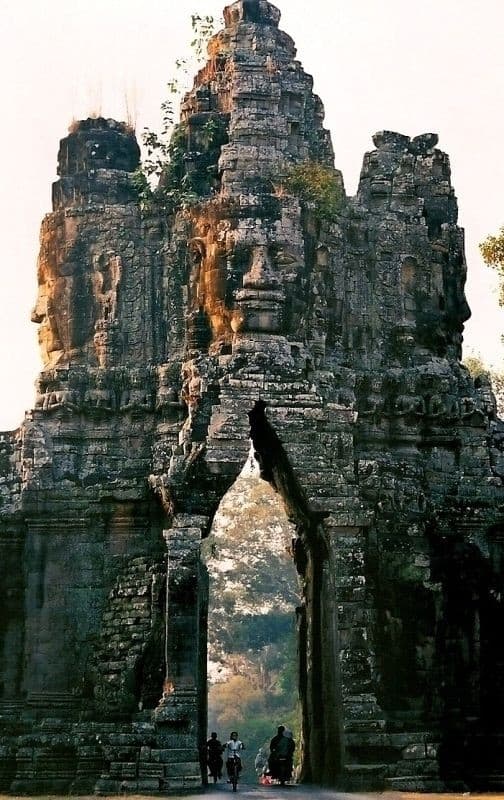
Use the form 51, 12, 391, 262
133, 13, 217, 215
480, 226, 504, 305
273, 161, 344, 223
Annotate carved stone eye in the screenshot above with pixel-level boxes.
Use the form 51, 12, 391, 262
275, 250, 300, 267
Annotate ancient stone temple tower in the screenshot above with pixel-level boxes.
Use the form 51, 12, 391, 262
1, 0, 504, 792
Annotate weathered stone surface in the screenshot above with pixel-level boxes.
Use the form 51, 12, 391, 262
0, 0, 503, 793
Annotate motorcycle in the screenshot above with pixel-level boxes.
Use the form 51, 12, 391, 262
227, 753, 241, 792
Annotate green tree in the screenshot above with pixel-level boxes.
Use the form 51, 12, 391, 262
463, 353, 487, 378
133, 13, 216, 214
210, 675, 265, 729
480, 225, 504, 304
463, 353, 504, 417
279, 161, 343, 223
205, 473, 301, 783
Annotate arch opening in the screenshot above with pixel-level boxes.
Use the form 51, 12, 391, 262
248, 400, 341, 785
195, 401, 343, 787
202, 449, 302, 784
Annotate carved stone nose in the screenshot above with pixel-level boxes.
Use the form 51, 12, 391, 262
243, 246, 278, 289
31, 305, 44, 324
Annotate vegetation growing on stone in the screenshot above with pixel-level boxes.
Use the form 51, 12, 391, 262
132, 13, 220, 215
464, 353, 504, 416
281, 161, 343, 223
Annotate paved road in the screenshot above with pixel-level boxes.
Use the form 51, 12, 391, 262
144, 786, 500, 800
174, 788, 502, 800
199, 787, 374, 800
2, 789, 501, 800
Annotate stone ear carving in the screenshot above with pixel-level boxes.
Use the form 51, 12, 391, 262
94, 253, 122, 322
188, 238, 206, 263
188, 239, 207, 309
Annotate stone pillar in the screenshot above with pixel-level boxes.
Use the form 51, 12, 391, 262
162, 517, 207, 690
154, 515, 209, 768
324, 521, 387, 787
0, 527, 25, 702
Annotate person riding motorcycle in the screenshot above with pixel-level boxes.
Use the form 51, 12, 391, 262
268, 725, 295, 783
224, 731, 245, 780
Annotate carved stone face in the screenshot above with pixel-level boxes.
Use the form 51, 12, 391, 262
448, 257, 471, 337
31, 273, 63, 365
32, 220, 96, 367
187, 209, 306, 349
235, 244, 285, 334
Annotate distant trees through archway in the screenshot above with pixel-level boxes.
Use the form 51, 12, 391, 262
202, 450, 301, 783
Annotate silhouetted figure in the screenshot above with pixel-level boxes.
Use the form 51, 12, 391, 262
268, 725, 295, 783
206, 731, 223, 782
268, 724, 285, 778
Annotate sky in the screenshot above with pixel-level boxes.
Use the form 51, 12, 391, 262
1, 0, 503, 430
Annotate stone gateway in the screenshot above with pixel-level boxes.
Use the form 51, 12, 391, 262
1, 0, 503, 793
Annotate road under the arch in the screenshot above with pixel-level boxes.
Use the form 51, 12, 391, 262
1, 790, 496, 800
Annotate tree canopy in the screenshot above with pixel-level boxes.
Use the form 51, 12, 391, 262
480, 225, 504, 305
463, 353, 504, 417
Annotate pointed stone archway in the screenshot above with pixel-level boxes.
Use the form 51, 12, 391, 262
159, 380, 377, 787
201, 450, 301, 783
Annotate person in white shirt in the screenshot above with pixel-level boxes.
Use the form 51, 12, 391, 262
224, 731, 245, 780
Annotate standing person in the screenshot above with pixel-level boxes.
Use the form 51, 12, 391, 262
206, 731, 223, 782
224, 731, 245, 781
254, 746, 268, 778
268, 725, 285, 779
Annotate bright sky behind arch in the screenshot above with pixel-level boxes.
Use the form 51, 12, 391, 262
0, 0, 503, 430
